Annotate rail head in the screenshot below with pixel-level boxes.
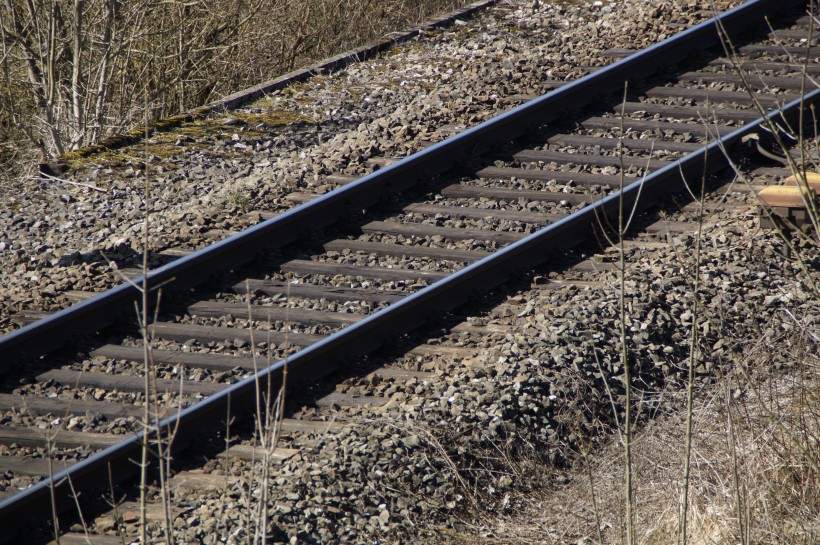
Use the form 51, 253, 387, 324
0, 0, 803, 363
4, 85, 817, 542
0, 0, 813, 537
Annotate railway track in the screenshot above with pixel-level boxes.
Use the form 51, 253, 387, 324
1, 0, 818, 542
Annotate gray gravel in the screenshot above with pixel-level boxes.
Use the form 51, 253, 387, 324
176, 202, 815, 545
6, 0, 816, 543
114, 199, 817, 545
0, 0, 727, 333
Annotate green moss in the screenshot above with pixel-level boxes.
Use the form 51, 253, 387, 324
250, 96, 274, 108
62, 149, 129, 169
63, 142, 188, 171
144, 144, 182, 159
229, 110, 317, 126
63, 111, 271, 170
62, 144, 117, 162
177, 120, 225, 138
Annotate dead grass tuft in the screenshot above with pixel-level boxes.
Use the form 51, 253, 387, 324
467, 348, 818, 545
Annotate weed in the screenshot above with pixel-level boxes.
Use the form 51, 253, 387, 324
223, 190, 252, 213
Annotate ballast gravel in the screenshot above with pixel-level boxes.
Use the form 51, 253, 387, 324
131, 201, 818, 545
0, 0, 733, 332
4, 0, 815, 543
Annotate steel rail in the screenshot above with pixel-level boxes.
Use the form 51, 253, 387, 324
0, 0, 810, 536
0, 0, 802, 362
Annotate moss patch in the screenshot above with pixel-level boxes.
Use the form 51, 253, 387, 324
61, 106, 316, 171
229, 110, 317, 127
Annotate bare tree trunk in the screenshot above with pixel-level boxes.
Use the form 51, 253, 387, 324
70, 0, 83, 147
91, 0, 116, 143
1, 0, 465, 168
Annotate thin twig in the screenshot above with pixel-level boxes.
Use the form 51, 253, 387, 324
33, 171, 106, 192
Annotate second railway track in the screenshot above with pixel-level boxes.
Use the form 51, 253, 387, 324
1, 0, 819, 542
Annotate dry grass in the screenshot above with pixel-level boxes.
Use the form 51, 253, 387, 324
12, 2, 816, 542
0, 0, 469, 181
434, 44, 820, 541
461, 339, 818, 545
